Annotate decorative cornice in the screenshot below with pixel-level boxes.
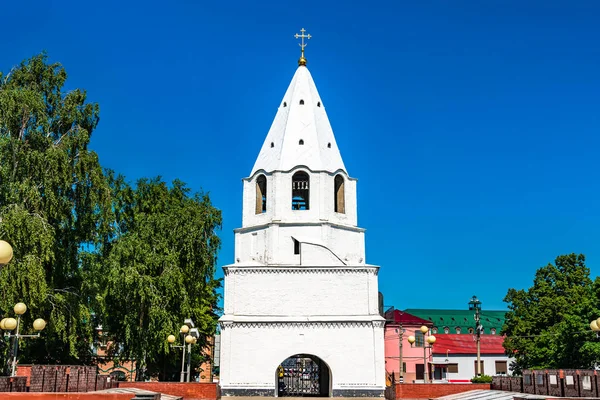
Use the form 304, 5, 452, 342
233, 221, 365, 234
223, 266, 378, 275
219, 321, 384, 329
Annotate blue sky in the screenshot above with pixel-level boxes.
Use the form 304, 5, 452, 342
2, 1, 599, 311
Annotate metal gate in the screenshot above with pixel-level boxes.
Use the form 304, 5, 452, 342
277, 355, 323, 397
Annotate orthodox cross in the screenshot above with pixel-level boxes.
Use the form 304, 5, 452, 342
294, 28, 311, 59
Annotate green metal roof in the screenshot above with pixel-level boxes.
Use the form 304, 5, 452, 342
403, 308, 506, 335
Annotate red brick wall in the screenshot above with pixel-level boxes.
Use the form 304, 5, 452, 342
395, 383, 491, 398
118, 382, 218, 400
0, 394, 133, 400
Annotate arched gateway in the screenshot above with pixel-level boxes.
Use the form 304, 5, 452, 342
277, 354, 330, 397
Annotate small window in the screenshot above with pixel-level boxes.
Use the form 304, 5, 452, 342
414, 332, 424, 347
299, 139, 304, 145
447, 364, 459, 373
283, 102, 287, 107
317, 101, 321, 107
293, 238, 300, 255
270, 142, 274, 148
327, 142, 331, 148
334, 175, 345, 214
455, 327, 461, 334
468, 327, 474, 334
255, 175, 267, 214
299, 99, 304, 105
292, 171, 309, 210
431, 327, 437, 334
495, 361, 507, 375
490, 328, 496, 335
443, 326, 449, 334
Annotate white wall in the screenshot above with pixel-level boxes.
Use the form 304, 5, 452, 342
222, 266, 380, 317
431, 354, 514, 382
219, 321, 385, 395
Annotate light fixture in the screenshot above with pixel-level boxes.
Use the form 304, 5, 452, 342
0, 240, 13, 265
14, 303, 27, 315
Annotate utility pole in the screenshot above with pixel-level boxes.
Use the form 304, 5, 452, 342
469, 296, 482, 377
397, 324, 404, 383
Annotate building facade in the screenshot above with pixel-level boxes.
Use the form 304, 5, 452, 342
431, 334, 514, 382
384, 310, 434, 383
218, 50, 385, 397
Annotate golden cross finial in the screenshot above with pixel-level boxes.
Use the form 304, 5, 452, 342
294, 28, 311, 66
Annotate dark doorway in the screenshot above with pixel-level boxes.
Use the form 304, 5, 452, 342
277, 354, 330, 397
415, 364, 424, 380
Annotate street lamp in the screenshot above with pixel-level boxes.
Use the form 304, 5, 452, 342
408, 325, 436, 383
0, 302, 47, 376
0, 240, 13, 266
468, 295, 482, 376
168, 319, 198, 382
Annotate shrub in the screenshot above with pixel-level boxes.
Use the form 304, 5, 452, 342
471, 375, 493, 383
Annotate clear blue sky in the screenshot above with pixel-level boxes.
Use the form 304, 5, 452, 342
3, 1, 599, 311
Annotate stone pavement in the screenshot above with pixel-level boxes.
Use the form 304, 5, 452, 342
95, 386, 182, 400
435, 390, 549, 400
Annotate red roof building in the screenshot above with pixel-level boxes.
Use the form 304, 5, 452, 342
432, 334, 505, 355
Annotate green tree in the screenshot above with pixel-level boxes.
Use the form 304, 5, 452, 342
89, 174, 222, 379
0, 53, 111, 367
502, 253, 600, 373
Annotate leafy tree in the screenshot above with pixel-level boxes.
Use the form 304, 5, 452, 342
89, 174, 222, 379
502, 253, 600, 373
0, 53, 111, 367
0, 54, 223, 379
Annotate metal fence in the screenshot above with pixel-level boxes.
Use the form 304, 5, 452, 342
0, 365, 117, 392
492, 369, 599, 398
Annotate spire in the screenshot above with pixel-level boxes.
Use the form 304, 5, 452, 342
250, 65, 347, 176
294, 28, 311, 66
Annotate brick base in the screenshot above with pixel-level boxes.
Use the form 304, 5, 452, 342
0, 394, 133, 400
395, 383, 491, 399
118, 382, 218, 400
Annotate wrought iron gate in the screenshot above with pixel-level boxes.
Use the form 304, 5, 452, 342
277, 355, 322, 397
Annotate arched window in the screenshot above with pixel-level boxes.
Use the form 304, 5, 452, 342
299, 99, 304, 105
255, 175, 267, 214
443, 326, 449, 334
491, 328, 496, 335
455, 327, 461, 334
292, 171, 309, 210
334, 175, 345, 213
468, 327, 474, 334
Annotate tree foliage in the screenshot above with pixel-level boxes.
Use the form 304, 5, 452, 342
0, 53, 222, 378
0, 53, 110, 366
89, 174, 222, 379
502, 253, 600, 373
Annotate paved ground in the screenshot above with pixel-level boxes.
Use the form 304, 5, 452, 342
95, 386, 183, 399
435, 390, 546, 400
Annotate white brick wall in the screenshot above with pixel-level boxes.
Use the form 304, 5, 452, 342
219, 321, 385, 393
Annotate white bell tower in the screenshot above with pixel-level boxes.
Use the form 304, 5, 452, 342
219, 29, 385, 397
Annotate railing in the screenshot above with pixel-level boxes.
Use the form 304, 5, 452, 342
492, 369, 599, 398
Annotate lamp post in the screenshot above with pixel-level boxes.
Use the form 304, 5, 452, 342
408, 325, 436, 383
0, 302, 47, 376
168, 319, 198, 382
468, 296, 482, 376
